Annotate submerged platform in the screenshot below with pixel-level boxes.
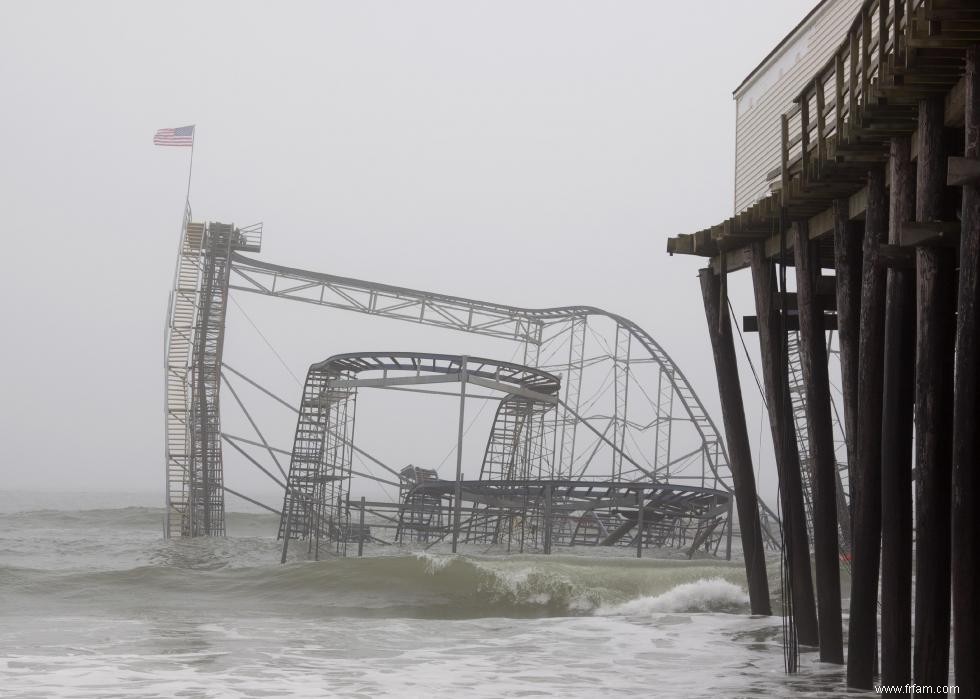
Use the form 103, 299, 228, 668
348, 478, 733, 557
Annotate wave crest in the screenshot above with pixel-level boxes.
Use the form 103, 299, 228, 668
600, 577, 749, 615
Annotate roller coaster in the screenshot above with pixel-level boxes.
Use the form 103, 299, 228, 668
164, 215, 781, 558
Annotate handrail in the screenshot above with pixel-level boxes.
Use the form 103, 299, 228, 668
779, 0, 922, 204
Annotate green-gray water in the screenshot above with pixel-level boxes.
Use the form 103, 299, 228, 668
0, 493, 856, 697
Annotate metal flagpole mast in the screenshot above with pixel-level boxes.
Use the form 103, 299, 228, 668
184, 129, 195, 215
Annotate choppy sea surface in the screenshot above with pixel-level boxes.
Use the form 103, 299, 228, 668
0, 491, 864, 698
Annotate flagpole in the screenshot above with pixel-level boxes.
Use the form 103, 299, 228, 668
184, 134, 195, 212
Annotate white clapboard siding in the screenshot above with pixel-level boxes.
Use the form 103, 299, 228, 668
733, 0, 864, 214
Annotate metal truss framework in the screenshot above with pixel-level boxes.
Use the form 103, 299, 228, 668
163, 220, 262, 537
165, 221, 780, 551
273, 350, 733, 558
227, 253, 782, 536
277, 353, 562, 558
354, 480, 732, 557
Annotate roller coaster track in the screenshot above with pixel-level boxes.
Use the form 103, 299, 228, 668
228, 253, 782, 543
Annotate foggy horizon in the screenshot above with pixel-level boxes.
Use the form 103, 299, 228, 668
1, 1, 818, 511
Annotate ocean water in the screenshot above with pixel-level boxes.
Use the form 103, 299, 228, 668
0, 492, 859, 698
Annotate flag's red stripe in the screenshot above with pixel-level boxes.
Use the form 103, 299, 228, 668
153, 126, 194, 146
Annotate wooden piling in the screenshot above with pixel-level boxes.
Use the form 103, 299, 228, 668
749, 247, 818, 643
847, 165, 887, 690
832, 198, 863, 523
699, 268, 772, 616
952, 46, 980, 698
880, 135, 915, 688
793, 224, 844, 664
913, 96, 954, 689
913, 247, 955, 687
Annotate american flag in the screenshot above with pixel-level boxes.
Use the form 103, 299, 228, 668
153, 125, 195, 147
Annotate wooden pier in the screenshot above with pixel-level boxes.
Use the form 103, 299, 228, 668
668, 0, 980, 692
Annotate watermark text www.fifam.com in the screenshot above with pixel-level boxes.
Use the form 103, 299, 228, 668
874, 684, 959, 695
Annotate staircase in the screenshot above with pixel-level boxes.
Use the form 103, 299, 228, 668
164, 213, 203, 537
164, 219, 263, 538
278, 373, 354, 550
785, 331, 853, 559
185, 223, 236, 537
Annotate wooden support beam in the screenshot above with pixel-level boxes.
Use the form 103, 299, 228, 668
880, 134, 916, 690
850, 30, 859, 138
836, 51, 847, 142
793, 222, 844, 664
772, 288, 838, 311
892, 0, 903, 68
782, 114, 792, 200
742, 313, 838, 333
913, 245, 955, 688
904, 0, 913, 67
862, 10, 872, 107
699, 268, 772, 617
833, 198, 864, 515
951, 45, 980, 698
877, 0, 887, 79
847, 164, 887, 691
749, 243, 819, 647
947, 155, 980, 186
899, 220, 961, 246
913, 95, 953, 690
801, 92, 812, 180
878, 243, 917, 266
816, 76, 828, 163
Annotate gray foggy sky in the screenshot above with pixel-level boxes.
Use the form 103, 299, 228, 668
0, 1, 816, 509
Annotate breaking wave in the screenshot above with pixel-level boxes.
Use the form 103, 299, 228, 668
0, 548, 750, 619
599, 577, 750, 615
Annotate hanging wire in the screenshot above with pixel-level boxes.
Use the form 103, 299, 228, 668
778, 210, 799, 673
728, 298, 768, 411
352, 451, 398, 502
434, 343, 525, 471
757, 402, 766, 485
435, 394, 492, 470
230, 295, 302, 386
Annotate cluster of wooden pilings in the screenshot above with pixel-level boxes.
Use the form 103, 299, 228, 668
689, 50, 980, 693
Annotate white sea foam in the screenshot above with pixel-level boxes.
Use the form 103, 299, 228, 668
599, 577, 750, 615
413, 551, 455, 573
